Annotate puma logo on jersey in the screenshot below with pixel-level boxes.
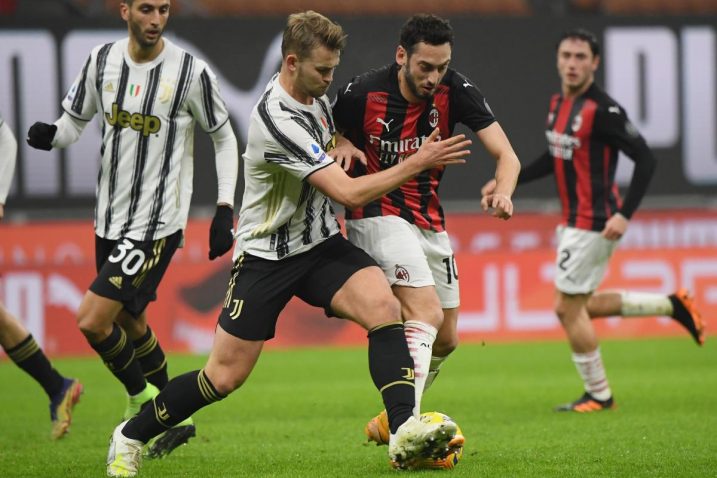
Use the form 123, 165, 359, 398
105, 103, 161, 137
109, 276, 123, 289
462, 81, 473, 88
376, 117, 394, 132
344, 82, 353, 93
608, 106, 620, 114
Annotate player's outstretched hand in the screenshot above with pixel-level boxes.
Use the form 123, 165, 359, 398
26, 122, 57, 151
208, 205, 234, 260
480, 179, 513, 220
412, 128, 471, 170
329, 135, 367, 171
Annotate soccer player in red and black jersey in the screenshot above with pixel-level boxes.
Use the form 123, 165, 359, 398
483, 28, 705, 413
332, 13, 520, 441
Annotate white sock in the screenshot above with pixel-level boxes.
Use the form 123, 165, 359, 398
404, 320, 437, 417
620, 291, 673, 317
424, 355, 447, 393
571, 348, 612, 401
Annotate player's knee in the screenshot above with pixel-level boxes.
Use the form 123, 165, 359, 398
76, 311, 112, 342
360, 293, 402, 328
208, 370, 247, 396
403, 305, 443, 329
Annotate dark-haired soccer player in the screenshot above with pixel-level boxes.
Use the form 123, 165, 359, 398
483, 28, 704, 413
26, 0, 239, 455
105, 10, 469, 476
1, 113, 83, 439
332, 13, 520, 441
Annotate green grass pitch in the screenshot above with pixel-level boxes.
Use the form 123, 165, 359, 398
1, 338, 714, 477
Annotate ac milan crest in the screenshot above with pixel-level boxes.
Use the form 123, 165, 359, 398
394, 265, 410, 282
428, 108, 439, 128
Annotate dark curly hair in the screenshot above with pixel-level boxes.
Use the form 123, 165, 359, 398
556, 28, 600, 57
399, 14, 454, 56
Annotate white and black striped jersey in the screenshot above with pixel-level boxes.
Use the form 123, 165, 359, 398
234, 75, 340, 260
62, 37, 230, 241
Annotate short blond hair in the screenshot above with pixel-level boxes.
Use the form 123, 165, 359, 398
281, 11, 347, 60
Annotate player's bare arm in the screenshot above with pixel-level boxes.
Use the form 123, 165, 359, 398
310, 128, 470, 209
476, 122, 520, 219
327, 133, 366, 171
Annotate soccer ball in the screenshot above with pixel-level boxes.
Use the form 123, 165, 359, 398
417, 412, 464, 470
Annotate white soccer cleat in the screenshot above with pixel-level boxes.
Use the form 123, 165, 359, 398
107, 420, 143, 477
388, 415, 458, 470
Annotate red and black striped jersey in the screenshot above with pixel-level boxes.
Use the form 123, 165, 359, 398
537, 83, 654, 231
333, 63, 495, 232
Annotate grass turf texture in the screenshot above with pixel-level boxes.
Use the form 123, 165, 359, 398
0, 338, 714, 477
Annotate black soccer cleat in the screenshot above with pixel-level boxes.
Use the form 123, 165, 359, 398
554, 392, 615, 413
144, 422, 196, 459
668, 289, 705, 346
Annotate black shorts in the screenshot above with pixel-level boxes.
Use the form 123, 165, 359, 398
90, 230, 183, 318
218, 234, 378, 341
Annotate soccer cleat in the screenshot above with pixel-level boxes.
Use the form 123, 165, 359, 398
123, 383, 160, 420
390, 432, 465, 470
145, 417, 196, 459
669, 289, 706, 346
388, 415, 459, 470
554, 392, 615, 413
364, 410, 389, 446
107, 420, 143, 477
49, 377, 83, 440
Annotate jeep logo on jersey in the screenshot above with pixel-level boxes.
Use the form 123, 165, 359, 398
105, 103, 161, 137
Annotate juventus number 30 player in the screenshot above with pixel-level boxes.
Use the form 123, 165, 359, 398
26, 0, 239, 457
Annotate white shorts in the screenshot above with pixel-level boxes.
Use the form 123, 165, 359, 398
555, 225, 619, 294
345, 216, 460, 308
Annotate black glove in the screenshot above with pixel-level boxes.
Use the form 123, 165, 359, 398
27, 122, 57, 151
208, 205, 235, 260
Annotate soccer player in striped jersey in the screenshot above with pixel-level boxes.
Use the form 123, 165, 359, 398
105, 11, 470, 476
483, 28, 705, 413
1, 113, 83, 439
332, 14, 521, 440
26, 0, 239, 455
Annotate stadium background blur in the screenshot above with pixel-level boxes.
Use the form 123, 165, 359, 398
1, 0, 715, 356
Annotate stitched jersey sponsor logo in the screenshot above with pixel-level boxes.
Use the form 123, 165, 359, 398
105, 102, 161, 137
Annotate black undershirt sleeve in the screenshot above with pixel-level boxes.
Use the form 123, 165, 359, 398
594, 106, 657, 219
517, 151, 554, 185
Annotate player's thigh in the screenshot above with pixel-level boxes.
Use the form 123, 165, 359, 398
330, 266, 401, 330
421, 229, 460, 309
217, 253, 299, 342
295, 235, 399, 329
204, 325, 265, 394
90, 230, 182, 318
554, 226, 618, 295
346, 216, 435, 288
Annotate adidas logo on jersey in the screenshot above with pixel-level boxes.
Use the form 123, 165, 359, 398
103, 82, 115, 93
109, 276, 123, 289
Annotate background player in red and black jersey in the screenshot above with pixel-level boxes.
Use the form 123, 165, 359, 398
483, 28, 704, 413
332, 14, 521, 442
